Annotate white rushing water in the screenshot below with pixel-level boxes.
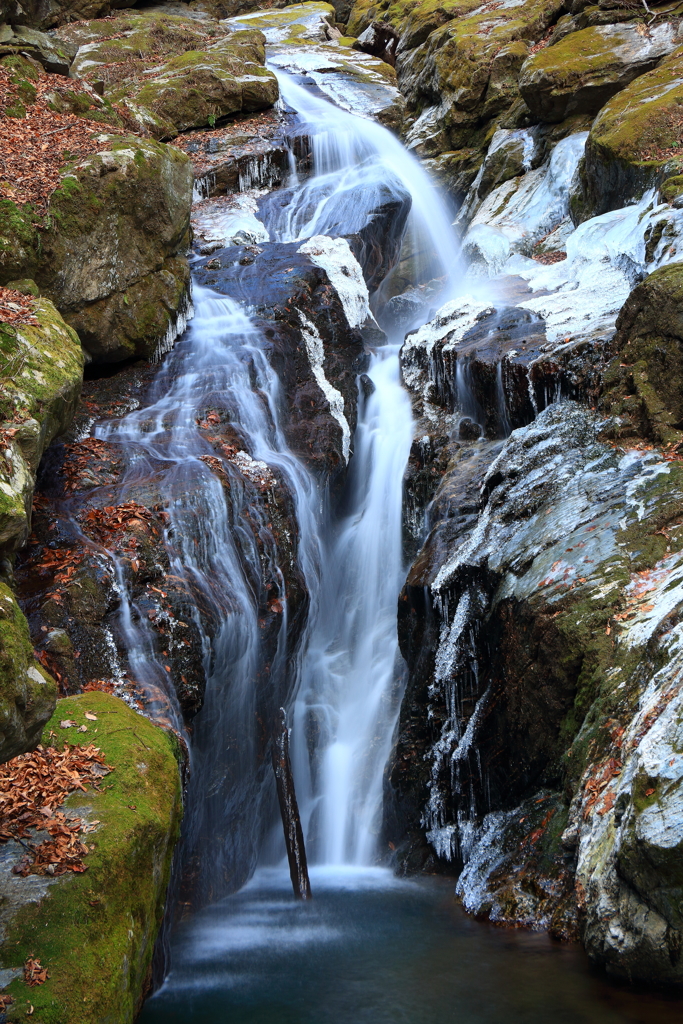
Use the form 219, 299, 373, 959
267, 71, 460, 867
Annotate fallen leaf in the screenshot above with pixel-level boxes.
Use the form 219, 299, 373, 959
84, 713, 97, 721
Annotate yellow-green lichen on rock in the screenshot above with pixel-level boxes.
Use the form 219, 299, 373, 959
574, 45, 683, 220
345, 0, 562, 168
116, 34, 278, 138
61, 11, 278, 138
0, 692, 183, 1023
0, 297, 83, 554
0, 582, 56, 764
519, 20, 681, 123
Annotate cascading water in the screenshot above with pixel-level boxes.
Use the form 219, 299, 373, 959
265, 71, 461, 867
96, 289, 323, 899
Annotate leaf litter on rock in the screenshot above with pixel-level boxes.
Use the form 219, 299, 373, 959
0, 741, 113, 877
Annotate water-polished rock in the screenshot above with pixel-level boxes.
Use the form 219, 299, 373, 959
194, 237, 371, 481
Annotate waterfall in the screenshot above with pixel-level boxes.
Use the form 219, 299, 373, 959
266, 71, 461, 867
94, 67, 461, 897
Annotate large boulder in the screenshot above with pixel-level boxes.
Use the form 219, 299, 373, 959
0, 692, 182, 1021
36, 137, 193, 364
0, 57, 194, 365
518, 21, 681, 123
572, 46, 683, 222
61, 12, 278, 138
119, 35, 278, 138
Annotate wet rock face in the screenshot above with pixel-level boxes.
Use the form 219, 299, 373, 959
14, 356, 309, 728
400, 296, 606, 443
518, 22, 682, 123
391, 397, 683, 979
180, 111, 296, 199
258, 176, 412, 291
194, 237, 370, 481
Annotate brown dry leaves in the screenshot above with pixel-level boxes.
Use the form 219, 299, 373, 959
0, 742, 112, 876
0, 63, 125, 213
582, 757, 622, 819
24, 957, 48, 987
0, 286, 39, 326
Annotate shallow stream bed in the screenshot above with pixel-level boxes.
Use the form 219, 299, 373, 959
140, 869, 682, 1024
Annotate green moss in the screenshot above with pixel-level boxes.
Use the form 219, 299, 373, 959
660, 174, 683, 204
0, 298, 83, 427
0, 582, 56, 761
0, 692, 182, 1024
0, 200, 41, 286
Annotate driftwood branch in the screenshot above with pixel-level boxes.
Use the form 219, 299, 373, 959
272, 707, 311, 900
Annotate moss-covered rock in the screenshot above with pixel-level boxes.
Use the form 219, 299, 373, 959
0, 581, 56, 764
0, 200, 41, 285
573, 45, 683, 221
0, 25, 76, 75
62, 11, 278, 138
33, 136, 193, 363
599, 263, 683, 445
0, 692, 182, 1022
519, 21, 681, 123
115, 35, 278, 138
0, 297, 83, 553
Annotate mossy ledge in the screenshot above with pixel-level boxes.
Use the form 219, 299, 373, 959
0, 692, 182, 1024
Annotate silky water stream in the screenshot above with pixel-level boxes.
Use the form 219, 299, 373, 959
131, 75, 680, 1023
